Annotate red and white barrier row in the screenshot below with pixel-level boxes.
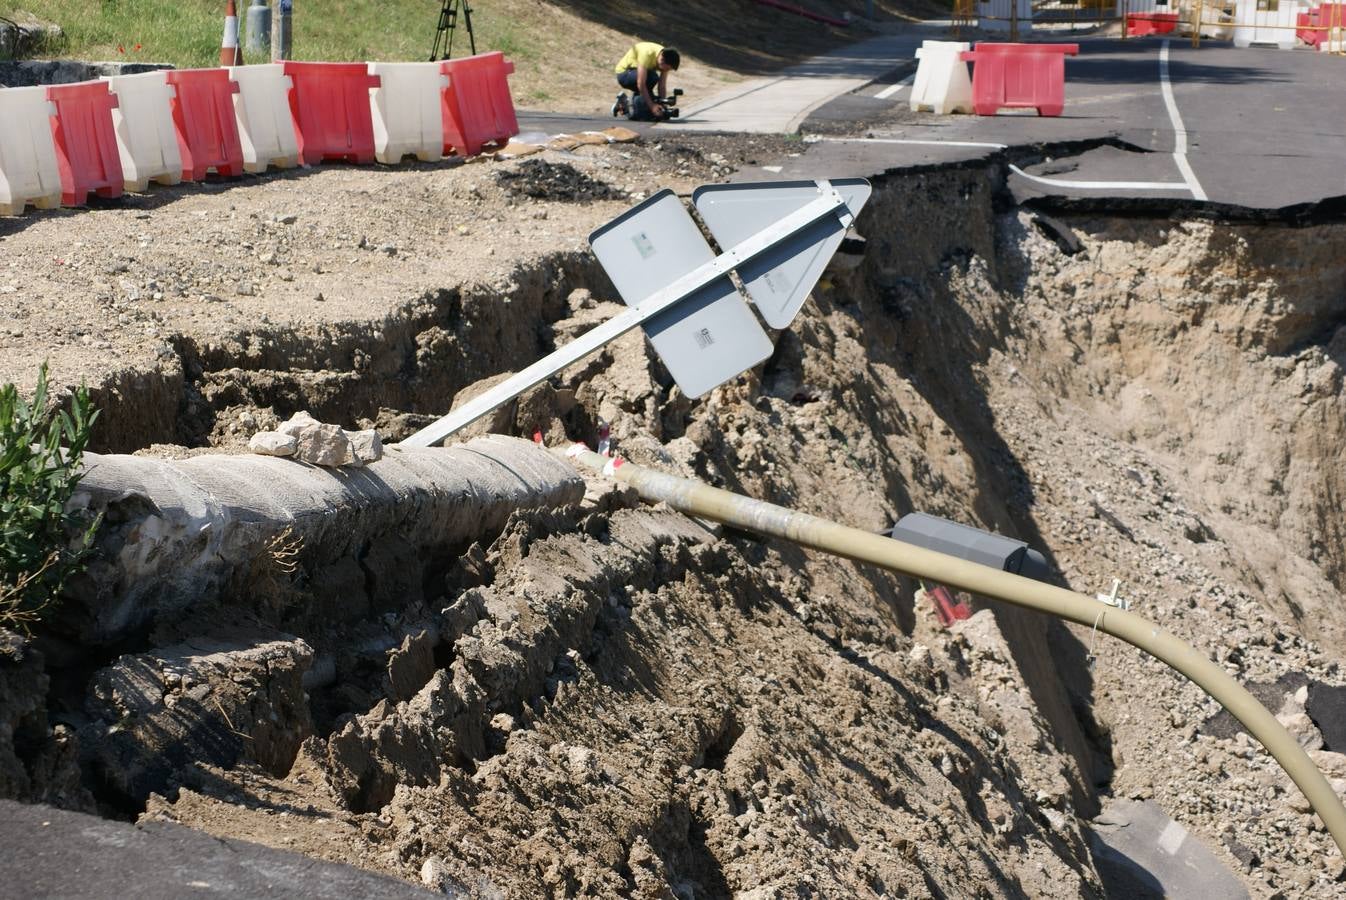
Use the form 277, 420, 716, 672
0, 54, 518, 216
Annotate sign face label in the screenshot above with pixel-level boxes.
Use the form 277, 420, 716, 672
693, 179, 871, 329
762, 267, 791, 300
590, 190, 773, 398
632, 232, 656, 259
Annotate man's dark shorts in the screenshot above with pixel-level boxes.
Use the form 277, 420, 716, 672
616, 68, 666, 121
616, 68, 644, 93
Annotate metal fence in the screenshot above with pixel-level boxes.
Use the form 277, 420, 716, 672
951, 0, 1346, 52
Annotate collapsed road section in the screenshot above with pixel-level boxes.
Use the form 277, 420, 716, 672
4, 136, 1346, 897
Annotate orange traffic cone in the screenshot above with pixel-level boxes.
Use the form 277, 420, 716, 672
220, 0, 243, 66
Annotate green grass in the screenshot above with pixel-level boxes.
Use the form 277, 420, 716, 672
1, 1, 543, 67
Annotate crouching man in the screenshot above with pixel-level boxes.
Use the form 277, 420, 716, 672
612, 41, 679, 121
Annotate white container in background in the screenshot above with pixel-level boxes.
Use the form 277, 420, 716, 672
976, 0, 1033, 34
1115, 0, 1176, 15
1233, 0, 1306, 48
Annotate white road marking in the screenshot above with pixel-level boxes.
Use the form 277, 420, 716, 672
874, 75, 915, 100
804, 135, 1008, 150
1159, 41, 1208, 201
1157, 819, 1189, 856
1009, 164, 1192, 192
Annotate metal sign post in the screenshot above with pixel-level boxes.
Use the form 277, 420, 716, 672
400, 178, 871, 448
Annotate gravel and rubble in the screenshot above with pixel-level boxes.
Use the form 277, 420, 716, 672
2, 128, 1346, 897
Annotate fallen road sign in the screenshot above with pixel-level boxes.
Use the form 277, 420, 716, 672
400, 178, 871, 448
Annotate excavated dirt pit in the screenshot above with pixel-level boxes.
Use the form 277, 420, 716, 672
3, 140, 1346, 898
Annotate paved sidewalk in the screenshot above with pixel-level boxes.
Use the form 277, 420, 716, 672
663, 27, 944, 134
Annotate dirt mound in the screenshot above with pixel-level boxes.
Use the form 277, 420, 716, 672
495, 160, 628, 203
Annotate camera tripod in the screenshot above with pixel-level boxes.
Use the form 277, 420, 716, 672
431, 0, 477, 61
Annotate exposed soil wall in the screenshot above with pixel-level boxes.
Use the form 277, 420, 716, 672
1007, 214, 1346, 651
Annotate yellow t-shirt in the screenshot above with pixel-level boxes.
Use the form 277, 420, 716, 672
614, 42, 663, 75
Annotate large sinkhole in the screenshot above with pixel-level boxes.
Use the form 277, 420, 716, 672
99, 166, 1346, 650
9, 159, 1346, 898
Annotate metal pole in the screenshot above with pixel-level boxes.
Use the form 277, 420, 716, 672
271, 0, 292, 61
560, 445, 1346, 859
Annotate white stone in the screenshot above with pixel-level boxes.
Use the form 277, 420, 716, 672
248, 431, 297, 457
1310, 749, 1346, 780
277, 411, 359, 467
421, 856, 449, 889
345, 429, 384, 464
1276, 711, 1324, 751
1042, 808, 1070, 833
277, 410, 321, 438
297, 424, 356, 467
566, 745, 598, 780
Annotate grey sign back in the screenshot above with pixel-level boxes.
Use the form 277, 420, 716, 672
589, 190, 774, 399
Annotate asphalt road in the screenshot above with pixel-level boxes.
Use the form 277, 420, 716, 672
0, 800, 438, 899
524, 27, 1346, 214
777, 35, 1346, 212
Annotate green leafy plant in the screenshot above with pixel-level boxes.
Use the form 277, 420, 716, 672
0, 364, 100, 633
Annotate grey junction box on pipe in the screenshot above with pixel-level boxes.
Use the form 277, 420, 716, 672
889, 512, 1051, 582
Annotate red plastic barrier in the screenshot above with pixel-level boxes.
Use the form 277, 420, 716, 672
283, 62, 381, 165
1126, 12, 1179, 36
46, 81, 124, 206
960, 43, 1079, 118
439, 52, 519, 157
165, 68, 245, 181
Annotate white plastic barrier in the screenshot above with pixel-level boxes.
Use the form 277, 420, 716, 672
227, 64, 300, 173
0, 86, 62, 216
367, 62, 447, 164
101, 70, 183, 192
976, 0, 1033, 33
1233, 0, 1307, 48
910, 41, 973, 115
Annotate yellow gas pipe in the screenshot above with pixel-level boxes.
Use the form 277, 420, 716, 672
559, 444, 1346, 858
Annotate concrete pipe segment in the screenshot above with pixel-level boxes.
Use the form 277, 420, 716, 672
67, 435, 583, 646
